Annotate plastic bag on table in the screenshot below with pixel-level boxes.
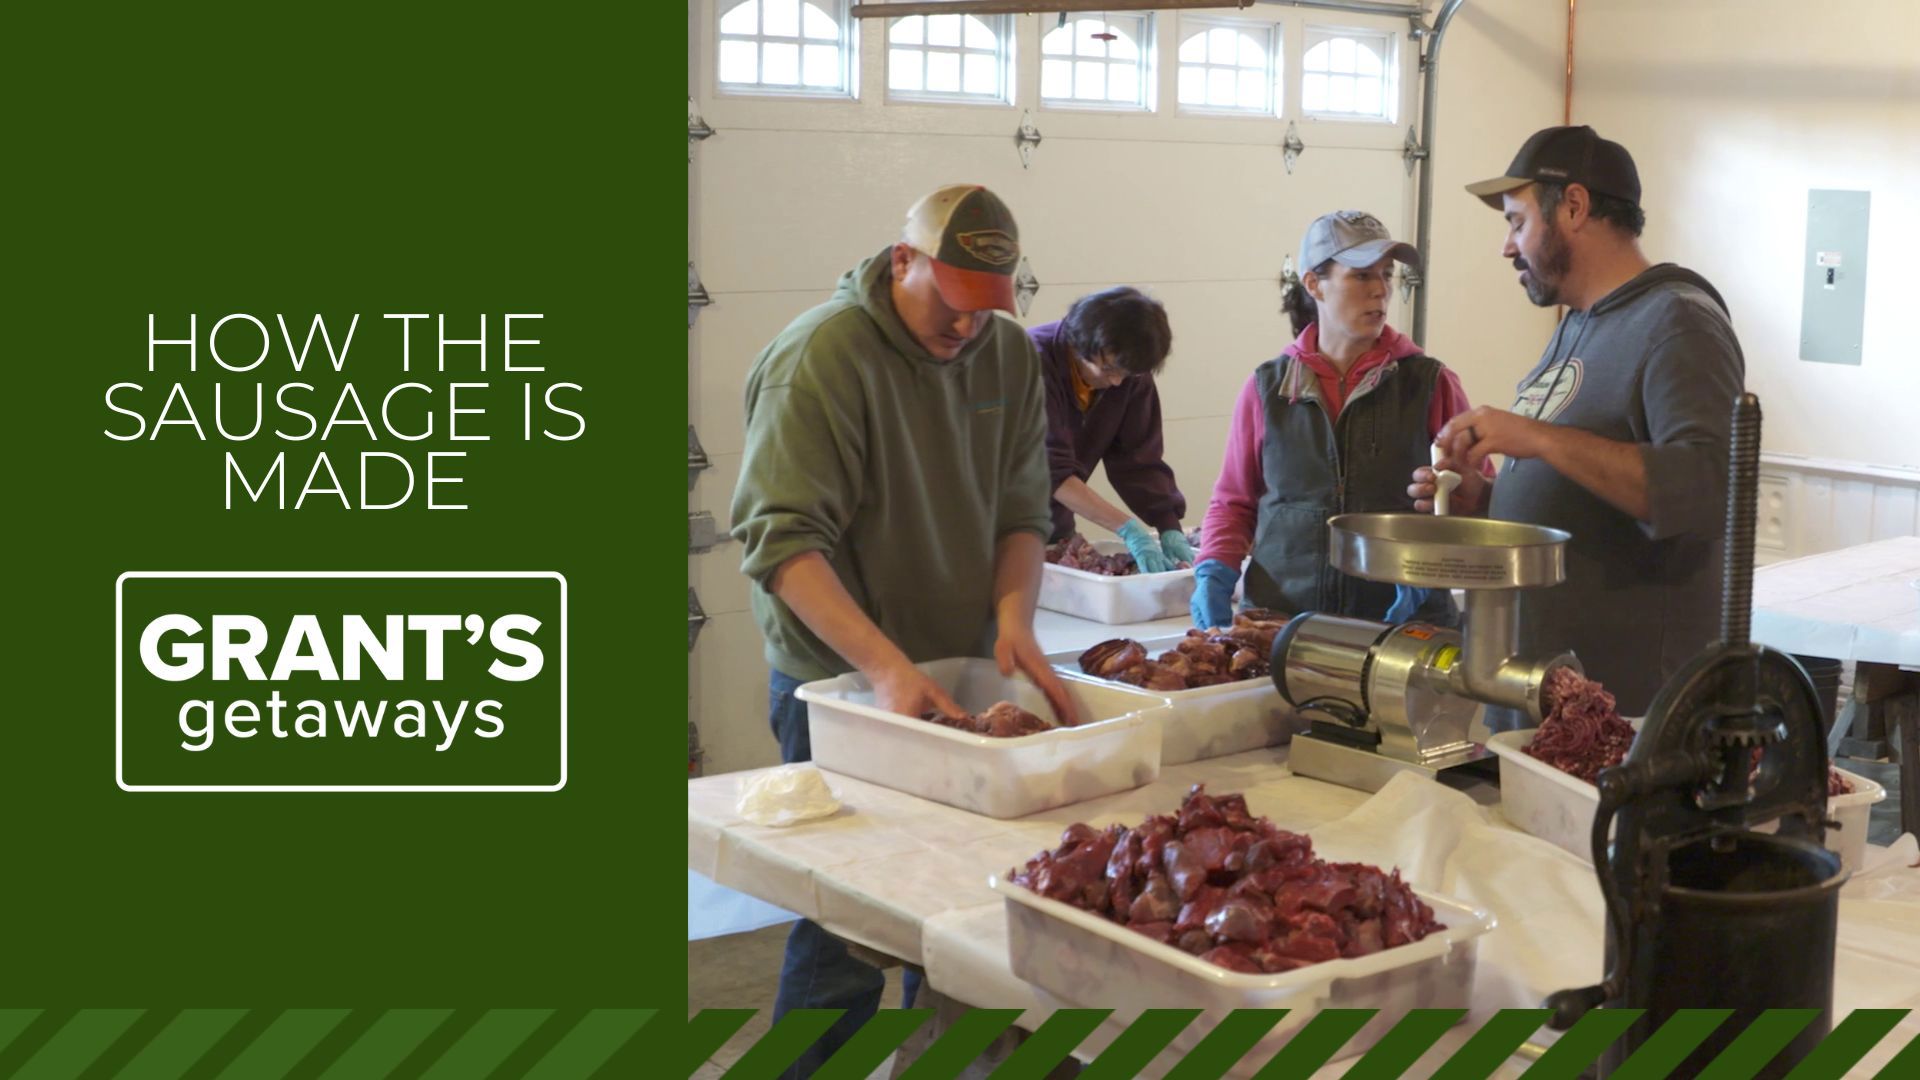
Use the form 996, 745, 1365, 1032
735, 763, 842, 827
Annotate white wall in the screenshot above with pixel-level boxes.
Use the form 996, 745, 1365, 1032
1415, 0, 1567, 412
1758, 457, 1920, 564
1572, 0, 1920, 470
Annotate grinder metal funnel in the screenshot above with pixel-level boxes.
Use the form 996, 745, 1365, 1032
1544, 393, 1845, 1078
1329, 514, 1579, 718
1272, 513, 1580, 792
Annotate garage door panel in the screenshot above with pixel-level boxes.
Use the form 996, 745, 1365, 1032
1020, 140, 1288, 284
1080, 413, 1230, 541
1020, 144, 1408, 287
1137, 280, 1292, 424
699, 130, 1037, 294
695, 611, 780, 775
691, 452, 753, 618
1160, 415, 1232, 529
700, 139, 1408, 299
695, 289, 835, 457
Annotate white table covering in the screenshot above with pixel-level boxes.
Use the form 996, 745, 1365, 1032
1751, 535, 1920, 667
688, 751, 1920, 1075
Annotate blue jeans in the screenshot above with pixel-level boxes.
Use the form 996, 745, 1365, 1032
768, 671, 923, 1078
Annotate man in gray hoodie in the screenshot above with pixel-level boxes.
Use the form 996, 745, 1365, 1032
1410, 126, 1744, 727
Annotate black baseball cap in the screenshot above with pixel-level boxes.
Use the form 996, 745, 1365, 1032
1466, 125, 1641, 211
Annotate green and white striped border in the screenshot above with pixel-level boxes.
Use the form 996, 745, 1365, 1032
682, 1007, 1916, 1079
0, 1009, 648, 1080
2, 1008, 1912, 1077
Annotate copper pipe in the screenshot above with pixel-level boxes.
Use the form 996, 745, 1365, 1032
1555, 0, 1575, 327
1564, 0, 1577, 124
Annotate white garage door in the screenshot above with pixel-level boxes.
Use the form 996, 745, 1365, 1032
690, 0, 1422, 775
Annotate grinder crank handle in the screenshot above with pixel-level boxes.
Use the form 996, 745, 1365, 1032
1543, 756, 1709, 1030
1543, 983, 1609, 1030
1542, 777, 1629, 1030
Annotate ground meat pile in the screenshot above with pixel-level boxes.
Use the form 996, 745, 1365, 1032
920, 701, 1051, 738
1010, 785, 1444, 974
1046, 533, 1195, 576
1523, 667, 1637, 783
1077, 611, 1288, 692
1527, 668, 1857, 796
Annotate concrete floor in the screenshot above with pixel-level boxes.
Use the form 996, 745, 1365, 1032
687, 923, 899, 1079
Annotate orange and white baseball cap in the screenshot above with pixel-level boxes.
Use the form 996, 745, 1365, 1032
902, 184, 1022, 314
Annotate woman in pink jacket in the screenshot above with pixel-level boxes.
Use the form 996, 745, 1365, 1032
1191, 210, 1485, 629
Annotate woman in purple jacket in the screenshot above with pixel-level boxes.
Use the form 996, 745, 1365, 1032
1029, 287, 1191, 572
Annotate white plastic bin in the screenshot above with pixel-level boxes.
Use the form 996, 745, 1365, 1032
1757, 769, 1886, 876
796, 658, 1169, 819
1039, 540, 1196, 624
1488, 729, 1886, 873
1046, 635, 1301, 765
990, 874, 1491, 1060
1485, 729, 1607, 861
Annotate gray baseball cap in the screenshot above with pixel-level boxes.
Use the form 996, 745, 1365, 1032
1299, 210, 1422, 273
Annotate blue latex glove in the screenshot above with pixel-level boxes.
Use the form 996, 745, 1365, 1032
1117, 518, 1172, 574
1159, 528, 1195, 567
1385, 584, 1430, 623
1191, 559, 1239, 629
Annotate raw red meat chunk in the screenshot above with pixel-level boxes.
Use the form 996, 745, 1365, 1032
1009, 785, 1444, 974
1046, 533, 1195, 576
1077, 611, 1288, 692
1047, 534, 1143, 575
921, 701, 1051, 738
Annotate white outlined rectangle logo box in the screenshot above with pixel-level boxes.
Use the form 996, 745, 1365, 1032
115, 570, 567, 792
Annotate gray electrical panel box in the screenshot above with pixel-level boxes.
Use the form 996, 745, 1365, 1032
1799, 189, 1870, 365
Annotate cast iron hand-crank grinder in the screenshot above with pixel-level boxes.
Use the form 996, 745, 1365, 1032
1545, 393, 1847, 1077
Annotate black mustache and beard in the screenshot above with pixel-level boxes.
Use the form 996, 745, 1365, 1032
1514, 223, 1573, 307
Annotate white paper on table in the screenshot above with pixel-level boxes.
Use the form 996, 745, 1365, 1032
1841, 833, 1920, 903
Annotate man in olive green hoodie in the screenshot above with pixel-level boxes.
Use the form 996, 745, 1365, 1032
730, 184, 1079, 1075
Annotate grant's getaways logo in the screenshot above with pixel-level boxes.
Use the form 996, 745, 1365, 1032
116, 571, 566, 792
